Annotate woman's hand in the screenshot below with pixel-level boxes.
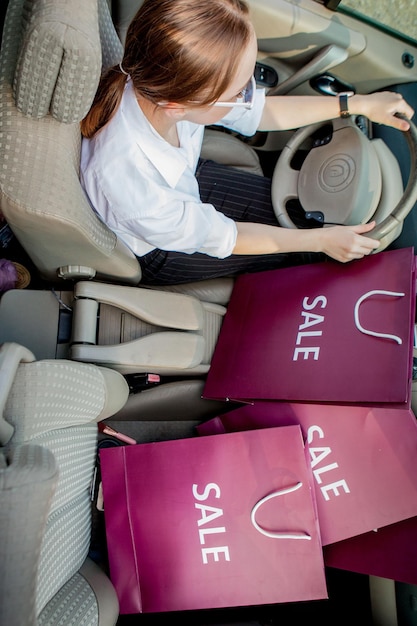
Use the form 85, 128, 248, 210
260, 91, 414, 133
351, 92, 414, 131
316, 221, 380, 262
234, 220, 380, 262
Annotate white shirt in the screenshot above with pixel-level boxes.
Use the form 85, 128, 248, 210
80, 80, 266, 258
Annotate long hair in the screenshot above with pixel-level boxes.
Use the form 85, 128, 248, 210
81, 0, 252, 138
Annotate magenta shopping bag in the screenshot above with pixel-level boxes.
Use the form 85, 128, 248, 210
203, 248, 416, 405
197, 402, 417, 547
100, 426, 326, 614
323, 517, 417, 585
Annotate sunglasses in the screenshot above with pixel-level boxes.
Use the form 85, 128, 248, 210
211, 75, 256, 110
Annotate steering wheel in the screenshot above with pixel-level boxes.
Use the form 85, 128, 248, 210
271, 114, 417, 251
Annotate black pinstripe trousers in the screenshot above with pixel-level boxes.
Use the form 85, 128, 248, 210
139, 159, 321, 285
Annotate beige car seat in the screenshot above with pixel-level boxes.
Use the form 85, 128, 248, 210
0, 342, 130, 626
0, 0, 261, 286
0, 0, 140, 285
0, 0, 263, 380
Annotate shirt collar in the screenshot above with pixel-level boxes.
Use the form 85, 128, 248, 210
121, 81, 191, 188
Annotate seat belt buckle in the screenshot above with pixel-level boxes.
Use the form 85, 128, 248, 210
125, 372, 161, 393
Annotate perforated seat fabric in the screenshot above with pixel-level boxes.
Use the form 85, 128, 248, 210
37, 570, 102, 626
4, 359, 129, 442
13, 0, 100, 121
0, 444, 58, 626
0, 0, 141, 283
0, 343, 127, 625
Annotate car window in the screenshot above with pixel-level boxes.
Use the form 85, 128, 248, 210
331, 0, 417, 45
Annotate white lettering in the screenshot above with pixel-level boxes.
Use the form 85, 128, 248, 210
195, 503, 223, 526
193, 483, 230, 564
296, 330, 322, 344
313, 462, 339, 484
293, 346, 320, 361
198, 526, 226, 544
309, 446, 332, 468
293, 296, 327, 361
202, 546, 230, 564
192, 483, 221, 501
299, 313, 325, 331
321, 480, 350, 501
303, 295, 327, 310
307, 425, 324, 444
306, 425, 350, 500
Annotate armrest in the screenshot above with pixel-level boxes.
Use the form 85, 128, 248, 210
73, 281, 205, 331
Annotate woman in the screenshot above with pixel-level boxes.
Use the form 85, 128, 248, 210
80, 0, 414, 285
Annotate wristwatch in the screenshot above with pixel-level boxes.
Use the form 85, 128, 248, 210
339, 91, 354, 118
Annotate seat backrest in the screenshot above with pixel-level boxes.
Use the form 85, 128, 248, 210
0, 0, 141, 284
0, 342, 129, 625
0, 0, 262, 291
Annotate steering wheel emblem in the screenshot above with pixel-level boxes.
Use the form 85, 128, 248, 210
319, 154, 355, 193
272, 116, 417, 247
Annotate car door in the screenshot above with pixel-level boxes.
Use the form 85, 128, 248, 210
248, 0, 417, 249
249, 0, 417, 97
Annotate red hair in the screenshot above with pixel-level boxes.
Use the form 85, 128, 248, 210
81, 0, 252, 138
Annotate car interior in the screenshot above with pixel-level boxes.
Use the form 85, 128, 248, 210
1, 0, 417, 624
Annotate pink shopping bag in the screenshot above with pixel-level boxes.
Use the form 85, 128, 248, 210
323, 517, 417, 585
197, 402, 417, 547
100, 426, 327, 614
203, 248, 416, 405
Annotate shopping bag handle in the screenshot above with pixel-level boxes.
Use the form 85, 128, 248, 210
250, 482, 311, 540
354, 290, 405, 345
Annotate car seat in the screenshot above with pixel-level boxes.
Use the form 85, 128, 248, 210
0, 0, 141, 285
0, 341, 129, 626
0, 0, 261, 286
0, 0, 261, 381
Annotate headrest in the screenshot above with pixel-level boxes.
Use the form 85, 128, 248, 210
13, 0, 102, 122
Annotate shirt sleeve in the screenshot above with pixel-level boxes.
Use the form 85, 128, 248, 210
118, 198, 238, 258
82, 155, 237, 259
215, 88, 266, 137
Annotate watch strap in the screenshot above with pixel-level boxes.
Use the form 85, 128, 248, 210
339, 91, 353, 118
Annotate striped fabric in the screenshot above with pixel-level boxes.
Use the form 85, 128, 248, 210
139, 159, 322, 285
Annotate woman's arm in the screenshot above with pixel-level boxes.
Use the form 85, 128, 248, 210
258, 91, 414, 132
250, 91, 414, 262
234, 221, 380, 262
